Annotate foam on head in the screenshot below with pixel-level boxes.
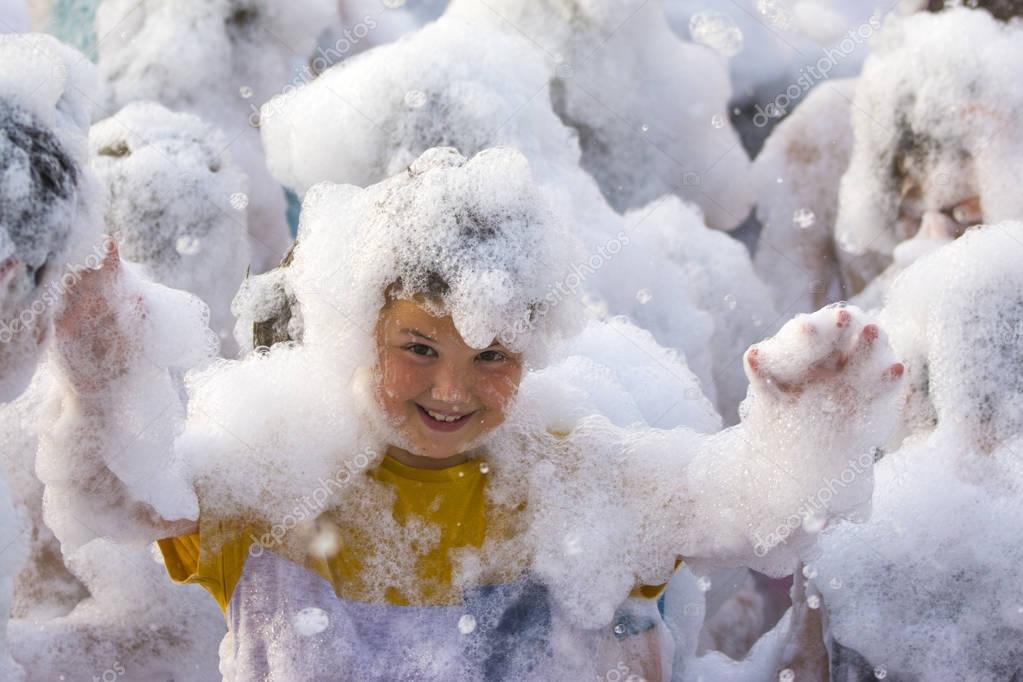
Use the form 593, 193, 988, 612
288, 146, 582, 362
836, 9, 1023, 284
89, 102, 251, 353
0, 34, 101, 400
95, 0, 333, 272
96, 0, 333, 117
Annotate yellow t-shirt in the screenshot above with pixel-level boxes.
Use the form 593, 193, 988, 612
158, 454, 667, 616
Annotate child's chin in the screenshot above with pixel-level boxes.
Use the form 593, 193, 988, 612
414, 438, 468, 460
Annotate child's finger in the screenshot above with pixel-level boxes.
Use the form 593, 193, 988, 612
98, 235, 121, 275
844, 323, 879, 361
883, 362, 905, 382
745, 346, 761, 375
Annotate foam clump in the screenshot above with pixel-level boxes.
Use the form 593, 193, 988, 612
527, 316, 722, 435
812, 223, 1023, 680
89, 102, 251, 353
0, 33, 102, 399
815, 433, 1023, 681
39, 261, 217, 551
447, 0, 753, 229
95, 0, 335, 270
612, 197, 780, 423
96, 0, 332, 119
2, 365, 224, 679
880, 222, 1023, 441
752, 79, 856, 314
0, 370, 87, 621
259, 18, 573, 197
8, 538, 224, 681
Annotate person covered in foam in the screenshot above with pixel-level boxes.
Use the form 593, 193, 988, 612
46, 147, 904, 680
810, 221, 1023, 680
0, 33, 101, 400
0, 32, 106, 682
94, 0, 335, 272
753, 4, 1023, 314
89, 101, 251, 356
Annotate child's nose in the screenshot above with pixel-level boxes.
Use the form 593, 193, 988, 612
919, 210, 960, 240
430, 363, 472, 404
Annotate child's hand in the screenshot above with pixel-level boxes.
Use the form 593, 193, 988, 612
54, 238, 147, 396
743, 304, 903, 410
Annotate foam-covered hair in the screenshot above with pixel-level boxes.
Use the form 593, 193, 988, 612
286, 147, 582, 362
90, 102, 250, 351
0, 34, 100, 400
835, 9, 1023, 285
921, 0, 1023, 21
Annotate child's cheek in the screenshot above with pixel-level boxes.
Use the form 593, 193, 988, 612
380, 352, 428, 402
477, 369, 521, 413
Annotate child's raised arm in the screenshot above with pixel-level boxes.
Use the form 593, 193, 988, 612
608, 304, 905, 586
40, 240, 205, 550
673, 304, 904, 574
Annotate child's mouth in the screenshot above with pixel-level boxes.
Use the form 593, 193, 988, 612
415, 403, 476, 432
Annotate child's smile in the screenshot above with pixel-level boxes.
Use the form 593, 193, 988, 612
374, 297, 523, 465
415, 403, 477, 431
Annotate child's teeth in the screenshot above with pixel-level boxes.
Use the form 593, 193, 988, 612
427, 408, 461, 422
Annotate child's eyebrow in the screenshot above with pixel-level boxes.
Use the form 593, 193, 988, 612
402, 328, 437, 342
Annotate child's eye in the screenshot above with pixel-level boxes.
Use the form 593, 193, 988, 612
404, 343, 437, 357
949, 197, 982, 226
477, 350, 507, 363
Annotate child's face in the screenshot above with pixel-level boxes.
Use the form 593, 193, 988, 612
374, 298, 523, 460
895, 161, 983, 242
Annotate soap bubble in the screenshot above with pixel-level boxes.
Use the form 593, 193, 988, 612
404, 89, 428, 109
293, 607, 330, 637
689, 11, 744, 58
793, 208, 816, 229
457, 614, 477, 635
175, 235, 202, 256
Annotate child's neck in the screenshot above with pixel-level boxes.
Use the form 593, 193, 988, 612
385, 445, 472, 470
